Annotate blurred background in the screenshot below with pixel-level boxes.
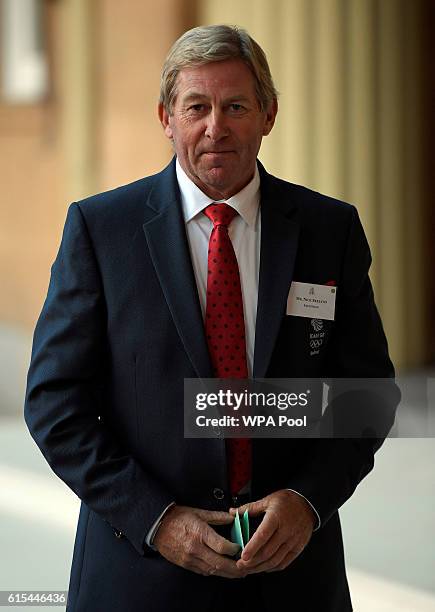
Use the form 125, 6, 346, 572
0, 0, 434, 610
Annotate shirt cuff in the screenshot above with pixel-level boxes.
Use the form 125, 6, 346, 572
287, 488, 321, 531
144, 502, 176, 550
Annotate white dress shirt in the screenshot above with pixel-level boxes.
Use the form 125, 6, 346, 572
176, 158, 261, 376
145, 159, 320, 549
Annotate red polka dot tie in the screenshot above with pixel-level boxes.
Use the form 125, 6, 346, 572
204, 203, 252, 496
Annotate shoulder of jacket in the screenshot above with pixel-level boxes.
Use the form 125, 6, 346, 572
269, 173, 355, 215
74, 173, 157, 213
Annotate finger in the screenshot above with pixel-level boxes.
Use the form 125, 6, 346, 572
229, 497, 268, 517
266, 548, 297, 573
210, 560, 246, 579
185, 556, 241, 579
186, 556, 217, 577
203, 526, 241, 557
178, 534, 244, 578
242, 542, 289, 574
236, 530, 282, 569
198, 549, 247, 579
194, 509, 235, 525
239, 510, 279, 562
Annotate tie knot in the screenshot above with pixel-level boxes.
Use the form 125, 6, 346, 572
204, 203, 237, 228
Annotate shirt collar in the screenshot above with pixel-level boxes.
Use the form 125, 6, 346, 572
176, 158, 260, 228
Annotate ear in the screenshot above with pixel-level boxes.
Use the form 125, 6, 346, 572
158, 102, 173, 139
262, 98, 278, 136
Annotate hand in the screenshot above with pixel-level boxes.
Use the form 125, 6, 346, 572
153, 505, 246, 578
229, 489, 316, 574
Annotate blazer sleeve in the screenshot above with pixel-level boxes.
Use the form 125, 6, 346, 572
24, 203, 175, 556
285, 205, 400, 527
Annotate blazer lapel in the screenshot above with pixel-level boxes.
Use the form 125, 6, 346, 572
253, 165, 300, 378
142, 159, 213, 379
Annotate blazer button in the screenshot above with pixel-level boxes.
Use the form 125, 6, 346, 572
213, 488, 225, 500
113, 529, 123, 539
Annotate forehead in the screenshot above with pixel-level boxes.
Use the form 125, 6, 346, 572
175, 59, 257, 100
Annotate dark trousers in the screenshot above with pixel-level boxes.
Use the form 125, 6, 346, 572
210, 575, 266, 612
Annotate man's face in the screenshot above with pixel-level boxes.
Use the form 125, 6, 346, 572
159, 59, 277, 200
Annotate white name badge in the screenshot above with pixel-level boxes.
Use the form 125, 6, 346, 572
286, 281, 337, 321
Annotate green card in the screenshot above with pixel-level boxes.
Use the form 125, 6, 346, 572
230, 509, 250, 550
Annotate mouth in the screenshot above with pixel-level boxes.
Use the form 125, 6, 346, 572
201, 150, 234, 156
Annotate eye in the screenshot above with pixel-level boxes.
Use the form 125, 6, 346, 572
188, 104, 206, 112
227, 103, 248, 115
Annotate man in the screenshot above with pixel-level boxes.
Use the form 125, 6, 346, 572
24, 25, 395, 612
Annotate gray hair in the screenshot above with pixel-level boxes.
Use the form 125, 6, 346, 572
159, 24, 278, 113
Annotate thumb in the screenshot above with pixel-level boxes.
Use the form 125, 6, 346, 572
193, 508, 234, 525
229, 497, 268, 517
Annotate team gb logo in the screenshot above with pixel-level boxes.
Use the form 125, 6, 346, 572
311, 319, 323, 332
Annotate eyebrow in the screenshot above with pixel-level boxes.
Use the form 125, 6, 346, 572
180, 93, 252, 105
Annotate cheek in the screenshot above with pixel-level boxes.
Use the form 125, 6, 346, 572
172, 134, 200, 167
170, 127, 188, 151
236, 125, 262, 148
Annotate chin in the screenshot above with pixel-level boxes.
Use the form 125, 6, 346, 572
202, 167, 233, 186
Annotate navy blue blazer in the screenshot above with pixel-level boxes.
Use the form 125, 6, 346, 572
24, 158, 395, 611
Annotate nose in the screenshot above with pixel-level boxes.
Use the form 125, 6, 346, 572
204, 108, 229, 142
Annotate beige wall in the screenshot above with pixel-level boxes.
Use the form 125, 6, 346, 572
0, 2, 66, 329
62, 0, 197, 198
97, 0, 191, 190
